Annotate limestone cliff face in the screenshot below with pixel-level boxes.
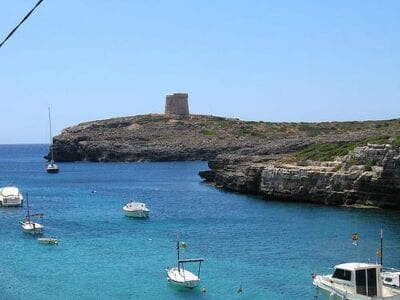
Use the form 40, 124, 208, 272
199, 144, 400, 209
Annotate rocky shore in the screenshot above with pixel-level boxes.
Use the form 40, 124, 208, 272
48, 114, 399, 162
199, 144, 400, 209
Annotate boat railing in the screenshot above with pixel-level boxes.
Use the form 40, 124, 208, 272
178, 258, 204, 278
178, 258, 204, 264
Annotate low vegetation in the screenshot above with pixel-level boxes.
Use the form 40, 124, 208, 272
296, 135, 400, 162
200, 129, 216, 136
296, 143, 358, 162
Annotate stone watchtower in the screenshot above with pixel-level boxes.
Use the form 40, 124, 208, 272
165, 93, 190, 116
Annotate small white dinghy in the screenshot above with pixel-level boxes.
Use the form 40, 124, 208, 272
166, 241, 204, 289
37, 237, 59, 245
123, 201, 150, 218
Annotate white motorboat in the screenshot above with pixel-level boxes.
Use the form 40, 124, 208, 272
123, 201, 150, 218
20, 193, 44, 234
46, 108, 59, 174
166, 241, 204, 289
0, 186, 23, 207
313, 262, 400, 299
313, 230, 400, 299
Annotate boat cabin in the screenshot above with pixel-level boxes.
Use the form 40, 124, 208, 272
331, 263, 383, 297
0, 186, 23, 207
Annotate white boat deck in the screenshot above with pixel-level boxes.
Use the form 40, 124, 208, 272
20, 221, 44, 233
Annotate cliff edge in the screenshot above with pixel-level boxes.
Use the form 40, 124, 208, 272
199, 144, 400, 209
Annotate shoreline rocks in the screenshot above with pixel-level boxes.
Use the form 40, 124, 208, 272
199, 144, 400, 209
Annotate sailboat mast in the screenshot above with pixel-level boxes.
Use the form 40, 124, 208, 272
26, 192, 31, 221
177, 241, 180, 260
380, 228, 383, 266
176, 241, 181, 271
48, 107, 54, 161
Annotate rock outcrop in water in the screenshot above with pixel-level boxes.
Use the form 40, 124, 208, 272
199, 144, 400, 209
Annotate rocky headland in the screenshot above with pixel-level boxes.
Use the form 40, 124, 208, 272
49, 114, 399, 162
50, 114, 276, 162
49, 114, 400, 208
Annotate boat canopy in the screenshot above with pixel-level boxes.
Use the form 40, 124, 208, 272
1, 186, 20, 196
335, 262, 381, 271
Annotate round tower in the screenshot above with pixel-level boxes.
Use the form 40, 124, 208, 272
165, 93, 189, 116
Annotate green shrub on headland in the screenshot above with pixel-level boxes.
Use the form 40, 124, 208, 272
297, 143, 357, 161
297, 135, 400, 162
200, 129, 216, 136
393, 137, 400, 147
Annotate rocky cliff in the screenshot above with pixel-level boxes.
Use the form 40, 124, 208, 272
48, 114, 400, 162
50, 114, 254, 162
49, 113, 400, 208
199, 144, 400, 209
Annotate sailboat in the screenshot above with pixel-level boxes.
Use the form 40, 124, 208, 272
46, 108, 59, 173
20, 193, 44, 234
166, 241, 204, 289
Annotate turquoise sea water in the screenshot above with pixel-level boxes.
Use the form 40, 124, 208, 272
0, 144, 399, 300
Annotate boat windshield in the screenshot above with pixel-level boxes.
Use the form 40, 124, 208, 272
332, 268, 352, 281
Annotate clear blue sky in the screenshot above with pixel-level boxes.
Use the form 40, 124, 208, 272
1, 0, 399, 144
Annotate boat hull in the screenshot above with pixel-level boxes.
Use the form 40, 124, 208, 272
37, 237, 58, 245
166, 267, 200, 289
1, 199, 23, 207
46, 166, 59, 173
123, 209, 149, 218
123, 202, 150, 218
313, 277, 400, 300
20, 221, 44, 234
